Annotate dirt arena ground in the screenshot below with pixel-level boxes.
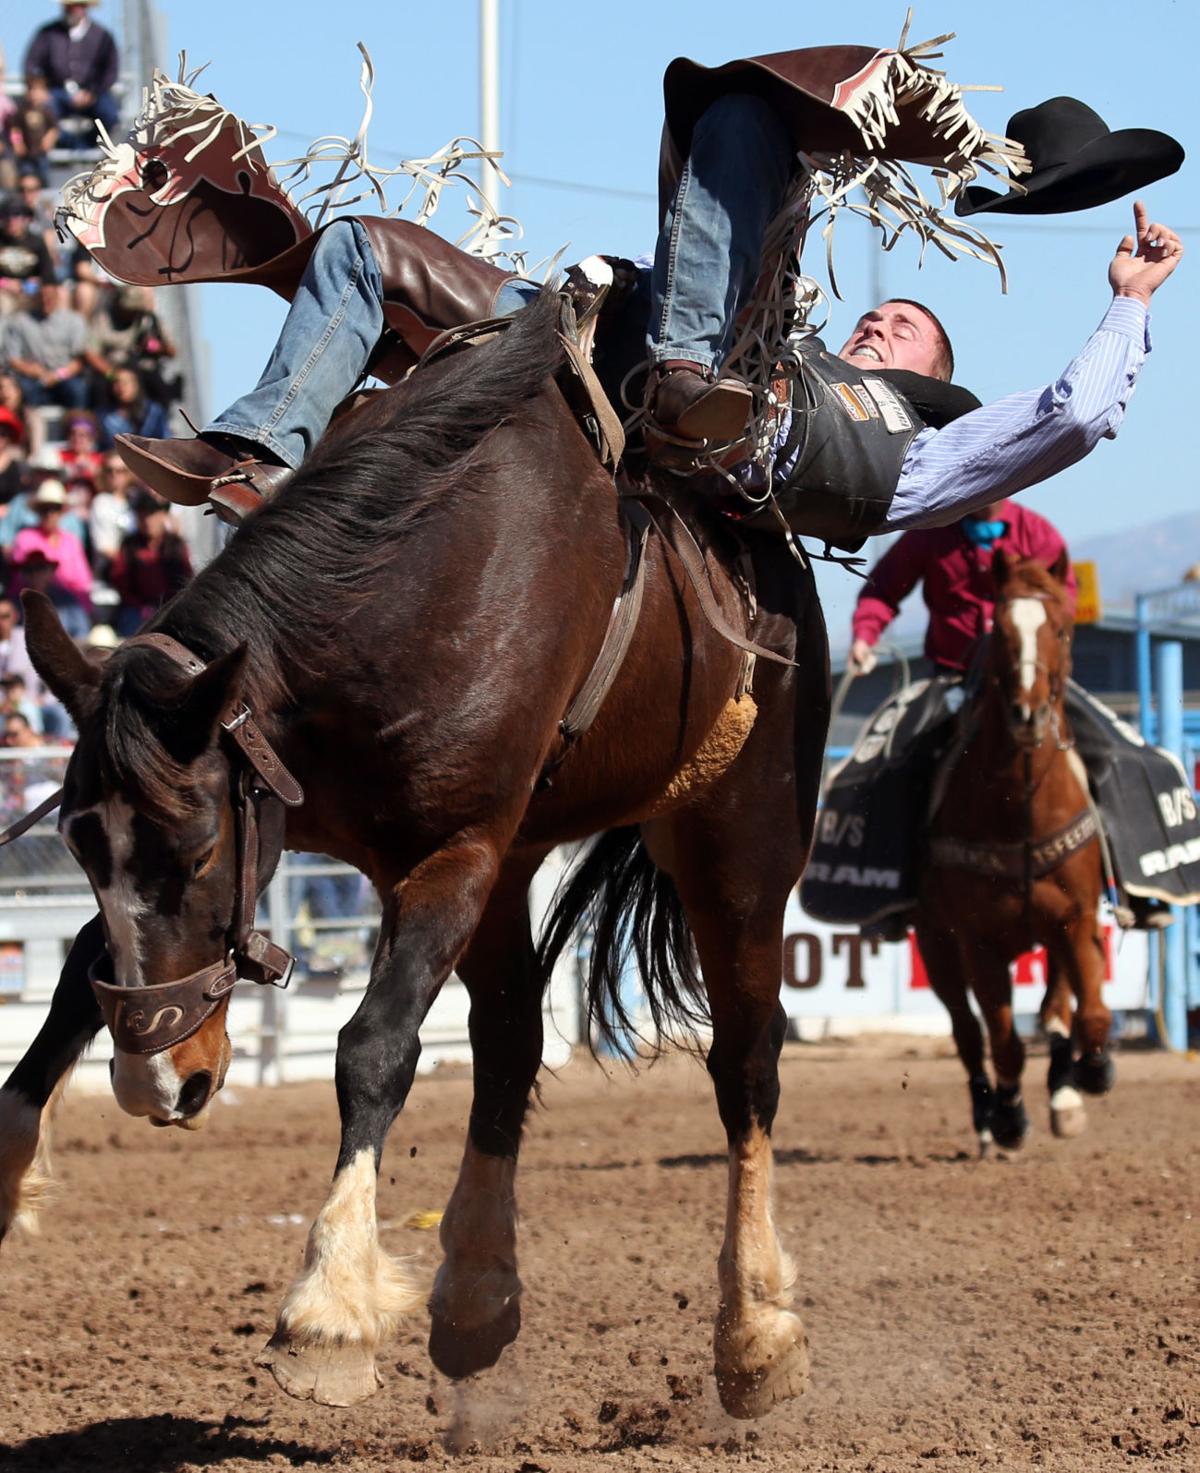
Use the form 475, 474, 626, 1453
1, 1038, 1197, 1472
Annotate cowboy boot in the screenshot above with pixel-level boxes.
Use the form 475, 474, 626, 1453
644, 361, 752, 461
115, 434, 293, 527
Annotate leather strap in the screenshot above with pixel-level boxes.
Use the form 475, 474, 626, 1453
560, 499, 651, 741
135, 634, 304, 806
629, 495, 799, 669
0, 786, 65, 848
930, 808, 1099, 883
90, 955, 238, 1054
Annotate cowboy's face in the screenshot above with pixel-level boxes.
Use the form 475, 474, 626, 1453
838, 302, 943, 376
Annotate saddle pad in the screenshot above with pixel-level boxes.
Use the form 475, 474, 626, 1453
1065, 683, 1200, 904
800, 677, 960, 925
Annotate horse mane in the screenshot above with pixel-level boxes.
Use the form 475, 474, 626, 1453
94, 287, 568, 816
87, 643, 207, 824
156, 287, 565, 676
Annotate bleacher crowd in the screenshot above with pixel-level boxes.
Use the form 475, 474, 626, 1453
0, 5, 195, 763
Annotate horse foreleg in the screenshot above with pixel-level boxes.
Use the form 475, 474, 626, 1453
1054, 908, 1114, 1098
967, 942, 1029, 1150
0, 915, 104, 1243
258, 838, 501, 1407
428, 852, 547, 1379
1042, 954, 1086, 1138
914, 918, 994, 1148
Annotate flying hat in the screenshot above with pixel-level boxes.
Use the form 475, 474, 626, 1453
955, 97, 1184, 217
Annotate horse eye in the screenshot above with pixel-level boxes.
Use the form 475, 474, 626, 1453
191, 846, 216, 878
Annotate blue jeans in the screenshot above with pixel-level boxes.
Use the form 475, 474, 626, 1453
206, 219, 384, 469
649, 94, 794, 371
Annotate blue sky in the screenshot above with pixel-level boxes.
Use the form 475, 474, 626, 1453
7, 1, 1197, 645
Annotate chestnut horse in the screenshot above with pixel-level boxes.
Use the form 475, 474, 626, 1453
0, 293, 829, 1419
915, 550, 1113, 1152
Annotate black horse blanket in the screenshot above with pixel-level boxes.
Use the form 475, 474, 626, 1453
801, 678, 1200, 926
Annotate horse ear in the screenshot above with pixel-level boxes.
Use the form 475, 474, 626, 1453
990, 547, 1011, 586
20, 590, 101, 720
1049, 548, 1070, 584
178, 644, 249, 741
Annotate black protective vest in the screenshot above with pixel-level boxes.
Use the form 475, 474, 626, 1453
757, 340, 980, 551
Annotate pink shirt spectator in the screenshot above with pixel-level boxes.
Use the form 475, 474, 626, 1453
851, 500, 1077, 673
11, 526, 94, 610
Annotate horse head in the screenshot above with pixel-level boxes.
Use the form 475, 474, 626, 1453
22, 591, 278, 1127
989, 547, 1073, 747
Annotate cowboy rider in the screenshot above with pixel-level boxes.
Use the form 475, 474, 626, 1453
86, 46, 1182, 534
849, 499, 1077, 681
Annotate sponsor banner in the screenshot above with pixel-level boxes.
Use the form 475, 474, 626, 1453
780, 895, 1148, 1019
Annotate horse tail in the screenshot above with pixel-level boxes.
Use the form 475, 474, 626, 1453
536, 827, 706, 1054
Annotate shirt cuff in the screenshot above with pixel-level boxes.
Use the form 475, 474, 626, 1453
1101, 295, 1151, 350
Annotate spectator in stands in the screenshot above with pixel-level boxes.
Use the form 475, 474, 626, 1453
1, 673, 43, 734
0, 195, 56, 310
11, 481, 92, 636
0, 49, 19, 191
110, 490, 192, 634
2, 278, 89, 409
23, 2, 120, 149
0, 705, 66, 821
56, 410, 103, 482
0, 408, 27, 504
99, 365, 167, 447
2, 710, 41, 748
8, 73, 59, 185
0, 597, 40, 696
14, 169, 61, 269
87, 448, 134, 577
85, 285, 178, 404
0, 372, 43, 457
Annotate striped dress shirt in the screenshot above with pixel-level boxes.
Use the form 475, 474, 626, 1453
883, 296, 1150, 530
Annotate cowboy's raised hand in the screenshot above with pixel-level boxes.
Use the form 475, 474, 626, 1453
1109, 200, 1184, 304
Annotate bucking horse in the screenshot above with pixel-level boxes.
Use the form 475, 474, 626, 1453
0, 290, 829, 1418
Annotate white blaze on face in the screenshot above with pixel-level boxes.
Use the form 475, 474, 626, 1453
1009, 598, 1047, 720
71, 797, 150, 986
70, 799, 184, 1119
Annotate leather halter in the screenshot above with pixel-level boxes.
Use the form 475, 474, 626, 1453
82, 632, 305, 1055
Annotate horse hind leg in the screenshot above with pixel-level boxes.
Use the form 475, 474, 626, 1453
427, 853, 547, 1381
258, 837, 503, 1407
645, 812, 811, 1420
1, 916, 104, 1243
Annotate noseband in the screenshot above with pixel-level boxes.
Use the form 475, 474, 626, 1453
0, 632, 305, 1056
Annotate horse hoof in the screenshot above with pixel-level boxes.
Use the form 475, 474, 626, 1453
428, 1297, 521, 1379
255, 1331, 382, 1406
977, 1127, 994, 1159
990, 1095, 1029, 1151
714, 1309, 811, 1420
1050, 1085, 1087, 1139
1074, 1052, 1115, 1096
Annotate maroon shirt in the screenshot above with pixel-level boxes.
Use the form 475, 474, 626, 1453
851, 500, 1078, 673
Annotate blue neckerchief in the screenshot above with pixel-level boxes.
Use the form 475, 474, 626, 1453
962, 514, 1007, 551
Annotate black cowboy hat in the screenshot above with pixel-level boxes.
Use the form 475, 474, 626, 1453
955, 96, 1184, 217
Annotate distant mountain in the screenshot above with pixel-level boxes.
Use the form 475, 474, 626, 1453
1072, 510, 1200, 610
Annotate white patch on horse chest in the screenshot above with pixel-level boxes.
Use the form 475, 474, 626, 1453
1009, 598, 1047, 710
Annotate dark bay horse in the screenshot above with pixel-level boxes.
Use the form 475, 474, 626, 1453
0, 293, 829, 1419
915, 551, 1113, 1152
